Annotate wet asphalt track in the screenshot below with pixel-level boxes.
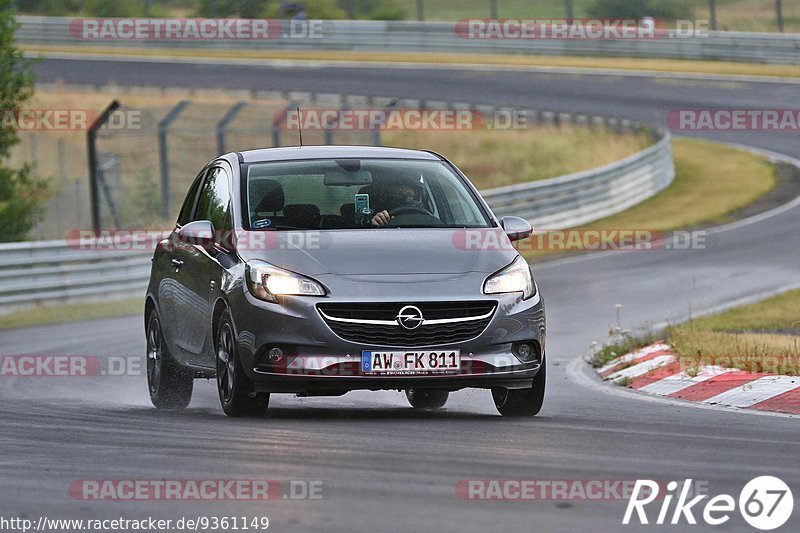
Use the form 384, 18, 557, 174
1, 57, 799, 532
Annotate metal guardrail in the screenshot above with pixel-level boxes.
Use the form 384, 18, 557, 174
0, 101, 673, 315
17, 16, 800, 65
484, 131, 674, 228
0, 239, 152, 311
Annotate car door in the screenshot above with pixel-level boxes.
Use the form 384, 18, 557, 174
167, 166, 232, 368
157, 167, 206, 366
194, 166, 237, 368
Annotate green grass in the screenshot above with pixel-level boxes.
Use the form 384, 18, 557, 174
670, 289, 800, 375
522, 137, 776, 260
0, 298, 143, 330
616, 376, 633, 387
590, 329, 662, 368
395, 0, 800, 32
583, 137, 776, 231
683, 289, 800, 332
591, 290, 800, 375
382, 125, 652, 190
397, 0, 580, 20
669, 329, 800, 375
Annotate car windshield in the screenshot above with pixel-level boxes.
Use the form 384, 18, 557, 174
244, 158, 492, 230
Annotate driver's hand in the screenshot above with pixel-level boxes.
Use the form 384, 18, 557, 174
370, 210, 391, 226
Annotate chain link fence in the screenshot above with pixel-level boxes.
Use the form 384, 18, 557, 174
15, 89, 662, 239
88, 93, 378, 232
11, 92, 370, 238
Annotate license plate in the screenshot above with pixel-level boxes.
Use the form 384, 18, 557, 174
361, 350, 460, 375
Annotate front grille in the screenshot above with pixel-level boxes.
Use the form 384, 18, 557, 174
317, 301, 496, 347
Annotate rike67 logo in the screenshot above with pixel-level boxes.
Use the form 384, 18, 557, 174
624, 477, 793, 530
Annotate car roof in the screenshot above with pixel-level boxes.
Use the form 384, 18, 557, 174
236, 145, 442, 164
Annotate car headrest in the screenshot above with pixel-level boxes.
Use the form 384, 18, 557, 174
283, 204, 321, 228
251, 179, 285, 212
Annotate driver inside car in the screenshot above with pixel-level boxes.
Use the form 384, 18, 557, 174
370, 175, 428, 226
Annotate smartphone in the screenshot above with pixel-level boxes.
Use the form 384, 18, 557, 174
354, 193, 370, 213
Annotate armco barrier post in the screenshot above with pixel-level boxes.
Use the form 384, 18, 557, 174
158, 100, 189, 219
216, 101, 246, 156
86, 99, 120, 232
371, 99, 398, 146
709, 0, 717, 31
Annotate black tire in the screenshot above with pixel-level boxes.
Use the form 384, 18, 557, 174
492, 362, 546, 417
146, 309, 193, 409
216, 310, 269, 417
405, 389, 449, 409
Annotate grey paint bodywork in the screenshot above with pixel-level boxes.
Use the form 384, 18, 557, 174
146, 147, 545, 393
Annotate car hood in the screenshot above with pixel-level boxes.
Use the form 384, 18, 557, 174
237, 228, 519, 276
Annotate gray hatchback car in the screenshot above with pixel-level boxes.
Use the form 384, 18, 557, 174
145, 146, 546, 417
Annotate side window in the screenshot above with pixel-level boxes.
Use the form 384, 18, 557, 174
176, 170, 206, 226
194, 167, 231, 232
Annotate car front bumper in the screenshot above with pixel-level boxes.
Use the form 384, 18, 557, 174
229, 273, 546, 394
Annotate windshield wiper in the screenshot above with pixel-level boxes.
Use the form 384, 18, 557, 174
252, 224, 310, 230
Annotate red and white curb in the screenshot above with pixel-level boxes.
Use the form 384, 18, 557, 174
597, 343, 800, 415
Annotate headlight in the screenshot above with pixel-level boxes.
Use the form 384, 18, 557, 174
483, 256, 536, 299
246, 261, 326, 302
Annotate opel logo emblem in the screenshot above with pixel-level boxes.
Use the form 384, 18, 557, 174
396, 305, 424, 330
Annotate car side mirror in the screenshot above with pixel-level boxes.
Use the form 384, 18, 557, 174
500, 216, 533, 242
178, 220, 216, 249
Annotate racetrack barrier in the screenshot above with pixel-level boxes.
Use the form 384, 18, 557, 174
18, 16, 800, 65
0, 92, 674, 314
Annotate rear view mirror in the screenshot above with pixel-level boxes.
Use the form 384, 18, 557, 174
324, 170, 373, 186
178, 220, 215, 248
500, 216, 533, 242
